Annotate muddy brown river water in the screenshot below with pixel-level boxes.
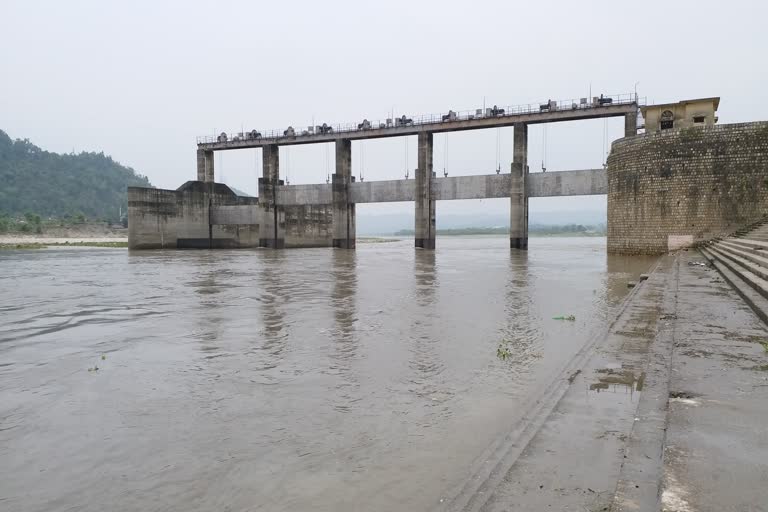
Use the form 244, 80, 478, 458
0, 237, 656, 511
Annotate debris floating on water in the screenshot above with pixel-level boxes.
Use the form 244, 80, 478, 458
553, 315, 576, 321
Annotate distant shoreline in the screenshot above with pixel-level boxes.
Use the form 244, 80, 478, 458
0, 237, 128, 249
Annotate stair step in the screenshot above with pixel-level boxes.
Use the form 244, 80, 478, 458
724, 238, 768, 251
707, 246, 768, 301
713, 243, 768, 282
717, 241, 768, 269
710, 238, 768, 253
700, 248, 768, 325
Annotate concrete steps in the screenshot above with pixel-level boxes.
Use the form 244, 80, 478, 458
725, 238, 768, 251
700, 248, 768, 325
701, 221, 768, 324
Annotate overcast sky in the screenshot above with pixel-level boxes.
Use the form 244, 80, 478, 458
2, 0, 766, 219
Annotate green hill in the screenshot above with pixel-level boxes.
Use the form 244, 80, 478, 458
0, 129, 152, 221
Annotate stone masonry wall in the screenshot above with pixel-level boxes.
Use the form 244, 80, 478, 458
607, 122, 768, 254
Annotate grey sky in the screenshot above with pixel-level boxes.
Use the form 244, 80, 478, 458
2, 0, 766, 219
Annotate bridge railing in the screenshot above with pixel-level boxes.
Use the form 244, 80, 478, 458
196, 93, 644, 145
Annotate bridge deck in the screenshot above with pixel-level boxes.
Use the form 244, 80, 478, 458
199, 101, 638, 151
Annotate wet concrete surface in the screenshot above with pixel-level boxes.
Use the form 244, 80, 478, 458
659, 251, 768, 512
448, 255, 673, 512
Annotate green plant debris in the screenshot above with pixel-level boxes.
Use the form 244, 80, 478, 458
553, 315, 576, 321
101, 354, 106, 360
761, 342, 768, 353
497, 344, 512, 361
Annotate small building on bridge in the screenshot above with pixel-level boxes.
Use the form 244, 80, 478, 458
641, 97, 720, 132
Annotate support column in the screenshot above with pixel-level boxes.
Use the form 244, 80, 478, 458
258, 144, 285, 248
415, 132, 435, 250
624, 110, 638, 137
196, 149, 215, 182
196, 149, 206, 181
332, 139, 356, 249
511, 123, 528, 250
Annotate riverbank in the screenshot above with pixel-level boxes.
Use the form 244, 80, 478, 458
0, 237, 128, 249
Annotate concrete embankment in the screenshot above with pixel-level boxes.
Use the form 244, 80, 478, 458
446, 249, 768, 511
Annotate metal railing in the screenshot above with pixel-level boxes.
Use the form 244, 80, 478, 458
197, 93, 644, 145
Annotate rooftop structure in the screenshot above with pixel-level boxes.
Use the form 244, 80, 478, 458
641, 97, 720, 132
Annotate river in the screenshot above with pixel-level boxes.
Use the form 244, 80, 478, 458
0, 237, 656, 511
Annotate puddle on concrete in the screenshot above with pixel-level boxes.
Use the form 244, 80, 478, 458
589, 367, 646, 393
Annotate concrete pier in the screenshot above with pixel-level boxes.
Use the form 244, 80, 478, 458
415, 132, 435, 249
332, 139, 355, 249
510, 123, 528, 249
196, 149, 214, 182
624, 111, 638, 137
258, 144, 285, 248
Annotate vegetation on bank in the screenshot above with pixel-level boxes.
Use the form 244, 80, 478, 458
0, 241, 128, 250
0, 129, 151, 222
0, 213, 124, 234
393, 224, 607, 237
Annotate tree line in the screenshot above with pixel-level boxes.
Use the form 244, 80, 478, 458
0, 129, 152, 223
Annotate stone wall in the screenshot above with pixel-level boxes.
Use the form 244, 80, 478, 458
607, 122, 768, 254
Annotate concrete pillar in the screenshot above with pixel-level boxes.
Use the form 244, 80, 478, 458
511, 123, 528, 250
197, 150, 214, 182
196, 149, 206, 181
332, 139, 356, 249
415, 132, 435, 250
625, 111, 638, 137
258, 144, 285, 248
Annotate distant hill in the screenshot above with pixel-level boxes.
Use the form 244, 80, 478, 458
0, 130, 152, 221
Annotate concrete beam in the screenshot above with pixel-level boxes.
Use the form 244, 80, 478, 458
332, 139, 355, 249
259, 144, 284, 248
279, 184, 333, 205
350, 179, 415, 203
527, 169, 607, 197
275, 169, 607, 206
431, 174, 512, 201
415, 132, 435, 249
511, 123, 528, 249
